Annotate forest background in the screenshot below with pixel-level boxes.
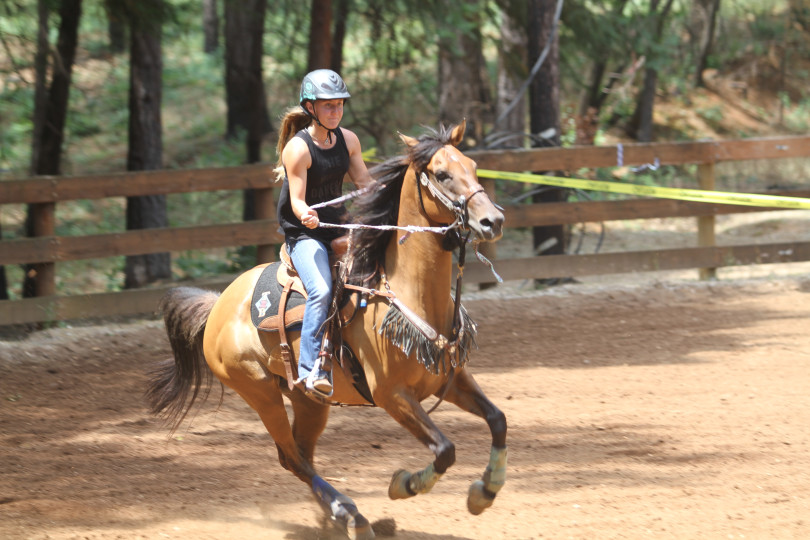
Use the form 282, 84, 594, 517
1, 0, 809, 302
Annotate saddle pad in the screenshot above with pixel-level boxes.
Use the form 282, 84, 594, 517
250, 262, 306, 331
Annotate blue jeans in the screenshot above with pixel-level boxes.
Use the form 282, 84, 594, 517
289, 237, 333, 380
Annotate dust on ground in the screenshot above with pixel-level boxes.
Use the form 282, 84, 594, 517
2, 267, 810, 539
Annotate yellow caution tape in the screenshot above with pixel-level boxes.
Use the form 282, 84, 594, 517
477, 169, 810, 210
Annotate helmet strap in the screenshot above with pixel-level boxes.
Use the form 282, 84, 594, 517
302, 102, 337, 144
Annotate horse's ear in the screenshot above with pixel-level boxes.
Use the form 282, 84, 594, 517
398, 131, 419, 148
449, 119, 466, 147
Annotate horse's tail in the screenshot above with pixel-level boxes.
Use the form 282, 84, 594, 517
145, 286, 221, 434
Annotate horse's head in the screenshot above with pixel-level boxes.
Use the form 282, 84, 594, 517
399, 120, 504, 242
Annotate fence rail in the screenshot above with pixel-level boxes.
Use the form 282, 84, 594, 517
1, 135, 809, 325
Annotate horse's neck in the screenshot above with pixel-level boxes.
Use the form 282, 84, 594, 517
383, 174, 455, 325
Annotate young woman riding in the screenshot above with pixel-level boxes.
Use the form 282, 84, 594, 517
275, 69, 374, 398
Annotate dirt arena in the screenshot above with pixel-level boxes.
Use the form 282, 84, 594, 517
2, 274, 809, 540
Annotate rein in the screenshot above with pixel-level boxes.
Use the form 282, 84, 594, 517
324, 163, 501, 355
316, 152, 502, 411
340, 167, 486, 368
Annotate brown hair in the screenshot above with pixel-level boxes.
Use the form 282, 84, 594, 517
273, 106, 312, 181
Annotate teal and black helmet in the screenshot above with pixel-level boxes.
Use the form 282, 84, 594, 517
299, 69, 351, 106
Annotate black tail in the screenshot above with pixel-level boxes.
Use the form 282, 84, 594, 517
145, 287, 220, 433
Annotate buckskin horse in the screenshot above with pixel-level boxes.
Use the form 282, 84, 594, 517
146, 121, 507, 539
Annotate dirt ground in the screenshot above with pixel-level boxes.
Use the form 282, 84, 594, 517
2, 270, 810, 540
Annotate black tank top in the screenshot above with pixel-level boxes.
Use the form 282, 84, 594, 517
277, 128, 350, 245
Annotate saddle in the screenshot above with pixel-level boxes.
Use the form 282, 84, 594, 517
249, 239, 373, 404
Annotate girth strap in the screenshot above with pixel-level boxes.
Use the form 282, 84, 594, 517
277, 279, 297, 390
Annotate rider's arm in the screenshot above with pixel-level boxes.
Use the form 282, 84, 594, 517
282, 138, 319, 229
342, 128, 375, 190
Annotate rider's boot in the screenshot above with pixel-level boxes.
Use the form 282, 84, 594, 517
306, 338, 334, 398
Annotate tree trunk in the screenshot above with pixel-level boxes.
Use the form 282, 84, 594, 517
245, 0, 267, 166
308, 0, 332, 70
34, 0, 82, 176
23, 0, 83, 299
203, 0, 219, 54
14, 0, 50, 299
30, 0, 50, 175
694, 0, 721, 87
331, 0, 350, 73
224, 0, 270, 140
104, 0, 126, 53
0, 221, 7, 298
437, 0, 491, 147
626, 0, 675, 141
577, 0, 629, 145
528, 0, 568, 278
493, 0, 528, 148
630, 66, 658, 142
243, 0, 268, 223
528, 0, 560, 147
124, 1, 170, 289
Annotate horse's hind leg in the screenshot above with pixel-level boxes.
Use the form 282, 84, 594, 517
233, 377, 374, 539
440, 367, 508, 515
290, 392, 375, 539
229, 374, 316, 480
289, 390, 330, 466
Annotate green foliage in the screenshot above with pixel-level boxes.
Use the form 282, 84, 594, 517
780, 95, 810, 132
0, 77, 35, 175
1, 0, 809, 296
174, 245, 258, 280
748, 12, 788, 42
174, 250, 234, 279
696, 104, 724, 127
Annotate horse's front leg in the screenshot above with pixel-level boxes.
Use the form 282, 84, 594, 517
440, 367, 508, 515
380, 389, 456, 500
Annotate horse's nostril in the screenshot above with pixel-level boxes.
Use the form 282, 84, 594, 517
483, 213, 504, 229
479, 217, 503, 237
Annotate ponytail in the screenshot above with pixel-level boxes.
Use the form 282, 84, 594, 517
274, 106, 312, 181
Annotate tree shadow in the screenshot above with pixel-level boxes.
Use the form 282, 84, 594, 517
465, 284, 810, 371
2, 281, 806, 537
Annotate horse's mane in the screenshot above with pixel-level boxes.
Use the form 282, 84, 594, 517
347, 125, 456, 286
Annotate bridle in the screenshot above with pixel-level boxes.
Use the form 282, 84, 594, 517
417, 171, 488, 231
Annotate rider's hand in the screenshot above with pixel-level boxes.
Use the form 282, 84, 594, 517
300, 208, 319, 229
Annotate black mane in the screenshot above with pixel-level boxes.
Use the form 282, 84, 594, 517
347, 125, 456, 285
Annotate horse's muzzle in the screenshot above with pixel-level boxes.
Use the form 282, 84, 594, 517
470, 205, 504, 242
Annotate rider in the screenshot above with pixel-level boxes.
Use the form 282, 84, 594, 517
275, 69, 374, 398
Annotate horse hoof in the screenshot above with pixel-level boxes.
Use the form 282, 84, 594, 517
328, 496, 374, 539
345, 512, 375, 540
388, 469, 414, 500
467, 480, 495, 515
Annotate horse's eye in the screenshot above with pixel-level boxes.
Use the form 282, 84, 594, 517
434, 171, 451, 182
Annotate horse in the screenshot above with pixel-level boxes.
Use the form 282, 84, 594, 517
146, 120, 507, 540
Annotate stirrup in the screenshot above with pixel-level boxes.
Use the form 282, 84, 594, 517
304, 354, 333, 398
305, 372, 333, 398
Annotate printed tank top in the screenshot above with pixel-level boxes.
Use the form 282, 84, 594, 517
277, 127, 350, 245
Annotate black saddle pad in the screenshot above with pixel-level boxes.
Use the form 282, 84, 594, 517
249, 262, 374, 405
250, 262, 306, 330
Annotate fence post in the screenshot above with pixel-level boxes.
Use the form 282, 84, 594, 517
697, 163, 717, 280
30, 202, 57, 297
478, 177, 498, 290
254, 187, 277, 264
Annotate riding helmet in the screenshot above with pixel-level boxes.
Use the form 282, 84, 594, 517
299, 69, 351, 105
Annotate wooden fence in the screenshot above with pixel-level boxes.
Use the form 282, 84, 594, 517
1, 135, 809, 325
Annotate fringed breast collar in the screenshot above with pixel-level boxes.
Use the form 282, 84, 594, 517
378, 294, 478, 374
344, 271, 478, 375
